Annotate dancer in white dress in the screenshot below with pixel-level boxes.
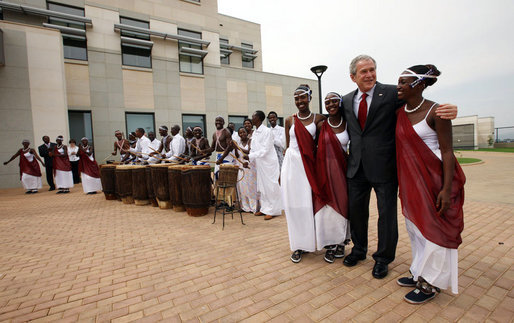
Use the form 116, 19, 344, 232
282, 84, 326, 263
395, 64, 465, 304
235, 127, 258, 213
78, 138, 102, 194
3, 139, 45, 194
51, 136, 74, 194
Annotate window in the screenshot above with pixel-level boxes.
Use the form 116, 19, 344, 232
228, 115, 247, 132
178, 29, 203, 74
120, 17, 152, 68
126, 112, 155, 135
47, 2, 87, 60
182, 114, 206, 136
220, 38, 230, 65
68, 111, 93, 144
241, 42, 254, 68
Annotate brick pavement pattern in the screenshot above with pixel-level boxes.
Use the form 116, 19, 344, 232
0, 151, 513, 322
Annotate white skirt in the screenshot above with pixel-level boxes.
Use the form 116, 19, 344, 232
81, 172, 102, 193
281, 147, 315, 252
21, 173, 42, 191
55, 170, 74, 189
405, 218, 459, 294
315, 205, 350, 250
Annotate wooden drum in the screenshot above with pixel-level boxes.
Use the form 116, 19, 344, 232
116, 165, 134, 204
131, 166, 149, 206
217, 164, 239, 186
181, 165, 212, 216
168, 165, 186, 212
145, 165, 158, 207
100, 164, 117, 200
151, 164, 172, 209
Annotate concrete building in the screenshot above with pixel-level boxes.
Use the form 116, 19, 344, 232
452, 115, 495, 150
0, 0, 318, 188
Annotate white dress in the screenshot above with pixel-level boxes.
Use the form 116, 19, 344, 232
282, 120, 317, 252
235, 140, 258, 213
54, 147, 74, 189
406, 104, 459, 294
81, 151, 102, 193
314, 128, 351, 250
21, 151, 42, 191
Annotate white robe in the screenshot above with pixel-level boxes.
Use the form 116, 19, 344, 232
21, 152, 42, 191
248, 124, 282, 216
165, 134, 186, 162
81, 154, 102, 193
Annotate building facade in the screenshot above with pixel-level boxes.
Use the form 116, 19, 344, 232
452, 115, 495, 150
0, 0, 318, 188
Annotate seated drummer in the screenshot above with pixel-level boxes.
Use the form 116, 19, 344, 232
206, 116, 235, 179
189, 127, 211, 165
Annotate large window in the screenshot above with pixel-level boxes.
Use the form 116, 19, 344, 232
178, 29, 203, 74
220, 38, 230, 65
68, 110, 93, 144
126, 112, 155, 135
228, 115, 247, 132
47, 2, 87, 61
241, 42, 254, 69
120, 17, 152, 68
182, 114, 206, 136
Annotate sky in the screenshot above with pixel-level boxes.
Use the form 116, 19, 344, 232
217, 0, 514, 133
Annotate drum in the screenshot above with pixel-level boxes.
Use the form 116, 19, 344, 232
116, 165, 134, 204
217, 164, 239, 186
181, 165, 212, 216
145, 165, 158, 207
100, 164, 117, 200
151, 164, 172, 209
168, 165, 186, 212
131, 166, 149, 206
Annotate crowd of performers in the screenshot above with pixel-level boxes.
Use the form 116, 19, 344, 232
4, 136, 102, 194
3, 55, 465, 305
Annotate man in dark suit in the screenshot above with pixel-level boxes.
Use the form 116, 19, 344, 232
38, 135, 56, 191
342, 55, 456, 279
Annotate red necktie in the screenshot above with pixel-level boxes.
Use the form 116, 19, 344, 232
358, 93, 368, 130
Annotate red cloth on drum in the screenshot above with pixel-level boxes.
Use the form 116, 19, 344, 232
313, 121, 348, 217
78, 150, 101, 178
396, 108, 465, 249
19, 150, 41, 179
52, 146, 72, 174
293, 115, 327, 208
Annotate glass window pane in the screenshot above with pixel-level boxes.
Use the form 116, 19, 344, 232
126, 113, 155, 135
178, 29, 203, 74
122, 44, 151, 68
120, 17, 150, 40
228, 116, 247, 132
182, 114, 206, 135
68, 111, 93, 144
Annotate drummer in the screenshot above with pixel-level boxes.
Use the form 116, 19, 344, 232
189, 127, 211, 165
157, 126, 172, 155
208, 116, 235, 180
146, 131, 162, 164
164, 125, 186, 162
112, 130, 130, 161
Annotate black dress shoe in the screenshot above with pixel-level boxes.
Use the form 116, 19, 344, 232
343, 253, 365, 267
48, 187, 55, 191
372, 262, 388, 279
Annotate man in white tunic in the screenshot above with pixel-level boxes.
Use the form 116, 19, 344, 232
130, 128, 152, 163
267, 111, 285, 170
146, 131, 162, 164
164, 125, 186, 162
244, 110, 283, 220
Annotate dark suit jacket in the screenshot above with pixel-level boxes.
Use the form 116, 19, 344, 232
38, 142, 56, 168
343, 82, 401, 183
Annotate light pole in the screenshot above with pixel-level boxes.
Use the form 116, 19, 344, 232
310, 65, 327, 115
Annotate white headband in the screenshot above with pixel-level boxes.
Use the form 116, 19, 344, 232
159, 126, 168, 131
399, 69, 438, 79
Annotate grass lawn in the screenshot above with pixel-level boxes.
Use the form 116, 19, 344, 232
457, 157, 482, 164
457, 148, 514, 153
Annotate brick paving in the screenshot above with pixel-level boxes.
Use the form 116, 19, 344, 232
0, 151, 513, 322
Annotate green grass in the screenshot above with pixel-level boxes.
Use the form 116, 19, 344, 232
457, 157, 482, 164
456, 148, 514, 153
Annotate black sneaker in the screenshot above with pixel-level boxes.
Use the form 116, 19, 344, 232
404, 288, 436, 304
334, 244, 345, 258
324, 249, 335, 263
397, 276, 417, 287
291, 250, 303, 263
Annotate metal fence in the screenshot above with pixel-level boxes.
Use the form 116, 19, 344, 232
495, 126, 514, 143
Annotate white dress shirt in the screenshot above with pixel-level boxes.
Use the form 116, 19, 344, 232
270, 124, 285, 150
353, 84, 376, 118
165, 133, 186, 161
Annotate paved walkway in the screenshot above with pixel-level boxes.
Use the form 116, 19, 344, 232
0, 151, 512, 322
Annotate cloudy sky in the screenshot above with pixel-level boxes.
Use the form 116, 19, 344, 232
218, 0, 514, 134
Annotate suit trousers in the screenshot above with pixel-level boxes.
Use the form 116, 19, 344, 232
45, 165, 55, 189
347, 163, 398, 264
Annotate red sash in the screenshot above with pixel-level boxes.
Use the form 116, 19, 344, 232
313, 122, 348, 217
19, 150, 41, 179
78, 150, 100, 178
396, 108, 465, 249
293, 115, 327, 207
52, 146, 72, 174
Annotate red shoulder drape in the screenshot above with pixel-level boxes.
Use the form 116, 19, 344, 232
78, 150, 100, 178
313, 121, 348, 217
396, 108, 465, 249
52, 146, 72, 174
293, 115, 327, 208
19, 150, 41, 179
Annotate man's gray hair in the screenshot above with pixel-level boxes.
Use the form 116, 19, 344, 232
349, 55, 377, 75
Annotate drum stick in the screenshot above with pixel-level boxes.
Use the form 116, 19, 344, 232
101, 154, 113, 162
232, 140, 248, 158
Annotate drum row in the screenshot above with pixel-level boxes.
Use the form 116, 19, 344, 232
99, 164, 212, 217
